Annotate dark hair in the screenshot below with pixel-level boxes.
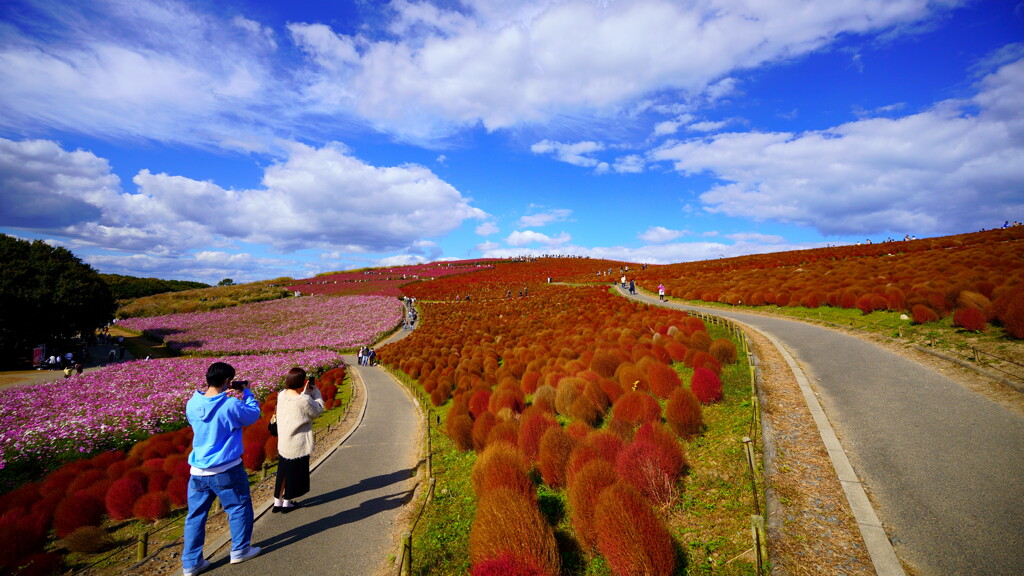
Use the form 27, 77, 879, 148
284, 367, 307, 390
206, 362, 235, 387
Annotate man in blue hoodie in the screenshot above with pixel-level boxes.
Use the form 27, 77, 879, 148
182, 362, 262, 576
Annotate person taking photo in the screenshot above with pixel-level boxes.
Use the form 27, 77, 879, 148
181, 362, 262, 576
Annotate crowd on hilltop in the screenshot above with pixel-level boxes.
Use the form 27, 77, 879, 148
506, 254, 591, 262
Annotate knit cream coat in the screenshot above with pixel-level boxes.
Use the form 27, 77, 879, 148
276, 385, 325, 459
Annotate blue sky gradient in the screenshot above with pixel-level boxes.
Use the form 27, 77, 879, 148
1, 0, 1022, 283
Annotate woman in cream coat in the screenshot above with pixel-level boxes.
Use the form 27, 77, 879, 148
273, 367, 324, 512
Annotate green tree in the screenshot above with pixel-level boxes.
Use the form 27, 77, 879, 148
218, 278, 235, 286
0, 234, 116, 367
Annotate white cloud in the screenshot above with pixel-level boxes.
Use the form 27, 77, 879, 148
651, 57, 1024, 236
475, 221, 500, 235
531, 140, 604, 167
289, 0, 946, 139
639, 226, 684, 243
518, 208, 572, 228
612, 154, 645, 173
0, 138, 488, 256
688, 120, 731, 132
505, 230, 571, 247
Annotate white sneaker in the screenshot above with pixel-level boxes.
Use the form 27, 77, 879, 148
230, 545, 261, 564
183, 557, 210, 576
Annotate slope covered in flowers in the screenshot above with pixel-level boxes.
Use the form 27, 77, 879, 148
287, 260, 497, 296
119, 295, 403, 354
0, 350, 343, 471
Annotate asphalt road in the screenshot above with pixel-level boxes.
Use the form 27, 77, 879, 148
202, 347, 422, 576
623, 287, 1024, 576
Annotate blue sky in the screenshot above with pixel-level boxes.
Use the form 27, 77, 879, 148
1, 0, 1022, 284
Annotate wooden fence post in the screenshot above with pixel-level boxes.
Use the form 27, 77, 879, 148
136, 530, 149, 562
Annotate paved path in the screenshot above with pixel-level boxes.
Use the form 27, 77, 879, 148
621, 287, 1024, 576
203, 324, 422, 576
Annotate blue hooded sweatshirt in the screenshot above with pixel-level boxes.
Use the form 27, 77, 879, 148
186, 389, 261, 470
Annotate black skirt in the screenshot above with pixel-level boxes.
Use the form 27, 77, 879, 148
274, 454, 311, 499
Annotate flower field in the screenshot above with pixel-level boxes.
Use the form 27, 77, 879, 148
118, 295, 403, 354
0, 350, 343, 472
378, 284, 747, 575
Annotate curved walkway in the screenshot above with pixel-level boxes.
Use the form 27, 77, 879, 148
622, 287, 1024, 576
200, 325, 423, 576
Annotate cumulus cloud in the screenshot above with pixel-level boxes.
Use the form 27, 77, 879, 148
475, 221, 499, 235
639, 226, 684, 243
0, 137, 488, 256
518, 208, 572, 228
651, 57, 1024, 236
531, 140, 604, 167
505, 230, 571, 247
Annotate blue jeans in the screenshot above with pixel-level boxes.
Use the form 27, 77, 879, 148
182, 464, 254, 571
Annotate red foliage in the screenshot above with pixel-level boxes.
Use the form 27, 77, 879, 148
646, 362, 681, 399
953, 307, 987, 332
472, 411, 498, 452
994, 284, 1024, 338
145, 470, 171, 493
0, 511, 49, 568
66, 470, 106, 497
616, 423, 688, 506
53, 493, 105, 538
486, 420, 519, 449
469, 389, 492, 419
911, 304, 939, 325
567, 459, 618, 552
447, 414, 475, 451
264, 436, 280, 461
709, 338, 738, 365
133, 492, 171, 521
690, 367, 723, 404
489, 387, 525, 414
470, 554, 548, 576
611, 391, 661, 426
589, 350, 621, 378
104, 478, 145, 521
518, 412, 557, 464
520, 371, 542, 394
665, 387, 703, 439
538, 426, 575, 488
469, 488, 560, 576
167, 476, 189, 509
471, 443, 534, 501
664, 340, 688, 362
242, 441, 266, 472
595, 482, 676, 576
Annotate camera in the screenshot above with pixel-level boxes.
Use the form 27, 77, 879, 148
229, 380, 249, 390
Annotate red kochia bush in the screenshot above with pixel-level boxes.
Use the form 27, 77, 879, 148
646, 362, 681, 399
53, 493, 106, 538
133, 491, 171, 521
911, 304, 939, 325
616, 422, 687, 506
242, 441, 266, 472
472, 411, 498, 452
471, 443, 534, 501
567, 459, 618, 552
469, 488, 560, 576
709, 338, 738, 365
6, 552, 63, 576
470, 554, 548, 576
447, 414, 475, 451
105, 477, 145, 521
665, 387, 704, 439
167, 476, 189, 508
518, 412, 557, 464
953, 307, 987, 332
595, 482, 676, 576
612, 391, 661, 426
538, 426, 575, 488
690, 367, 723, 404
0, 511, 49, 568
994, 284, 1024, 338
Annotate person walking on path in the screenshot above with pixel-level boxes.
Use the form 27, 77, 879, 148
629, 279, 635, 295
182, 362, 262, 576
657, 283, 666, 301
273, 367, 324, 513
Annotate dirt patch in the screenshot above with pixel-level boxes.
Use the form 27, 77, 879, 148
747, 328, 876, 576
